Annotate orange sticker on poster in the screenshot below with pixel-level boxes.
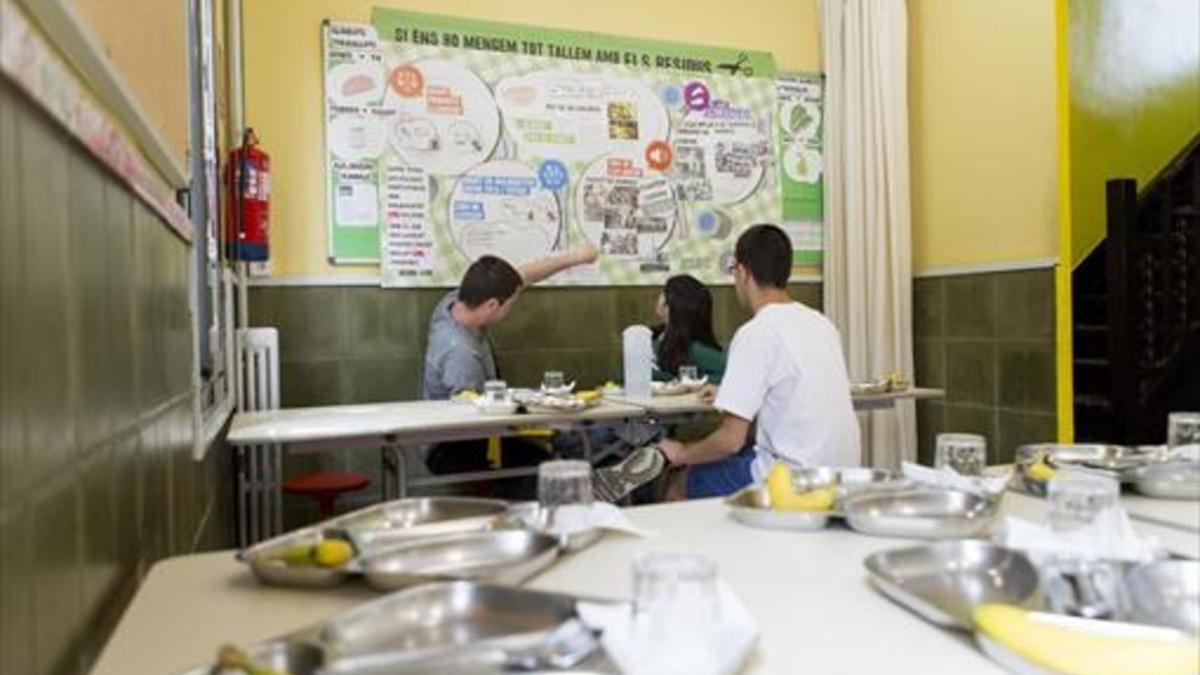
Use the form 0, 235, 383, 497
645, 140, 673, 171
390, 65, 424, 97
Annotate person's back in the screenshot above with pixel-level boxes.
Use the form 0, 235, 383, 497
726, 302, 859, 480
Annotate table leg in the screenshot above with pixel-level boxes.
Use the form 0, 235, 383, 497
579, 426, 594, 465
379, 436, 407, 501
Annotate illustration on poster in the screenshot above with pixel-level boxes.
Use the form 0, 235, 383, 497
576, 154, 679, 259
448, 161, 563, 265
384, 58, 501, 175
495, 71, 668, 162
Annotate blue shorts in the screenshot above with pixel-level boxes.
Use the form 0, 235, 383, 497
686, 445, 756, 498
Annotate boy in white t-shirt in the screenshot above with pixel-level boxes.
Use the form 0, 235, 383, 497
656, 224, 861, 499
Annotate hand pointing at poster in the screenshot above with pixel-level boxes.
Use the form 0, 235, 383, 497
518, 244, 599, 286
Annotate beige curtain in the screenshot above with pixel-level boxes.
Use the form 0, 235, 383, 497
820, 0, 916, 468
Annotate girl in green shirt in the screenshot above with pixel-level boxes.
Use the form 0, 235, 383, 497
652, 275, 727, 384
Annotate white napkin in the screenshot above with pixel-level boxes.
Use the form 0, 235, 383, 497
516, 502, 655, 539
577, 580, 758, 675
995, 508, 1166, 563
902, 462, 1010, 496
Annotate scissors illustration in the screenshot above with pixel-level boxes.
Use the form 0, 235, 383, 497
716, 52, 754, 77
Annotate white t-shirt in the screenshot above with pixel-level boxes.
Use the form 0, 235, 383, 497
714, 302, 861, 480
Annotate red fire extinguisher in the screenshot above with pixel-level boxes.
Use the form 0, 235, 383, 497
225, 128, 270, 261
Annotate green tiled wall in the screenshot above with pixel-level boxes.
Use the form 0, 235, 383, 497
0, 82, 233, 675
914, 269, 1058, 465
249, 282, 820, 521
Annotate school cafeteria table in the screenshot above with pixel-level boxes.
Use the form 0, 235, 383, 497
606, 386, 946, 424
225, 399, 648, 541
90, 490, 1198, 675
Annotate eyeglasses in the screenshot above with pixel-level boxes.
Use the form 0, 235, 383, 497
722, 258, 740, 274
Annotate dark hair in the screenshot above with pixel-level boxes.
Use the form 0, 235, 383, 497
657, 275, 721, 375
734, 224, 792, 289
458, 256, 523, 308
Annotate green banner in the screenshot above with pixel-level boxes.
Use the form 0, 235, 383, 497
371, 9, 776, 79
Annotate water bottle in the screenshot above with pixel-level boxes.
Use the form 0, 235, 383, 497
623, 325, 653, 399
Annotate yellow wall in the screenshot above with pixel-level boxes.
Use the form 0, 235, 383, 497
908, 0, 1059, 272
1068, 0, 1200, 265
242, 0, 820, 277
69, 0, 191, 169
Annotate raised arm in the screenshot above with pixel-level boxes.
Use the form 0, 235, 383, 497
517, 243, 599, 286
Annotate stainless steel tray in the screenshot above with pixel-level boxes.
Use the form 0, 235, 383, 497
842, 488, 997, 539
321, 582, 595, 664
241, 526, 358, 588
726, 468, 914, 532
173, 640, 327, 675
1130, 460, 1200, 500
172, 582, 618, 675
331, 497, 513, 543
726, 486, 832, 531
864, 541, 1039, 629
1127, 560, 1200, 634
361, 530, 560, 591
1015, 444, 1161, 495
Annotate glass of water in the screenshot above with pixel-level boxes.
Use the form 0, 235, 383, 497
633, 548, 719, 620
483, 379, 509, 404
542, 370, 566, 392
1167, 411, 1200, 448
678, 365, 700, 383
1047, 470, 1120, 533
538, 460, 594, 509
935, 433, 987, 476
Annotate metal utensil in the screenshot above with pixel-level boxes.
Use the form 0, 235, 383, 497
864, 540, 1040, 629
360, 530, 560, 591
1042, 558, 1127, 620
1130, 461, 1200, 500
843, 488, 997, 539
1127, 560, 1200, 634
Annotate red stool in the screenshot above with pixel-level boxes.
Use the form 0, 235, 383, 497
283, 471, 370, 519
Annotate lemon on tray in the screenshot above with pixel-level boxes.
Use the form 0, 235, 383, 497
271, 539, 353, 568
975, 604, 1200, 675
1025, 454, 1057, 481
766, 463, 836, 512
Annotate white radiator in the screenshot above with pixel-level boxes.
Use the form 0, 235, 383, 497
237, 327, 282, 545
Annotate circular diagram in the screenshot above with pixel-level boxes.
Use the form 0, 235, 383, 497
383, 58, 501, 176
783, 144, 823, 184
448, 161, 562, 265
575, 153, 679, 260
671, 106, 769, 205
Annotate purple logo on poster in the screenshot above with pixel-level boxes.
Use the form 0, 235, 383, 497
683, 81, 710, 111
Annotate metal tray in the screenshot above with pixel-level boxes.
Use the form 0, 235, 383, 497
331, 497, 513, 544
864, 541, 1039, 629
726, 468, 912, 532
320, 582, 612, 673
1130, 460, 1200, 500
1015, 444, 1161, 492
726, 486, 832, 531
241, 526, 359, 588
842, 488, 997, 539
171, 582, 617, 675
1127, 560, 1200, 634
173, 640, 327, 675
360, 530, 560, 590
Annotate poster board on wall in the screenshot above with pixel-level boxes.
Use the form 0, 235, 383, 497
323, 9, 823, 286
